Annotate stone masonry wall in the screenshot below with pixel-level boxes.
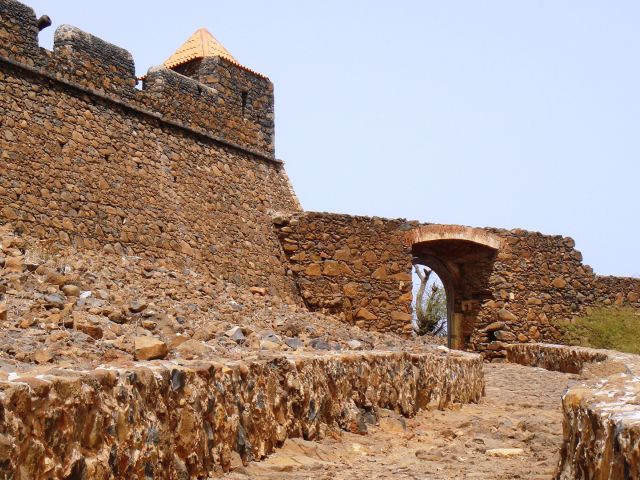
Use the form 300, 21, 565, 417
274, 213, 416, 336
0, 349, 484, 479
0, 0, 301, 298
170, 56, 274, 153
0, 0, 275, 157
277, 214, 640, 353
473, 229, 640, 356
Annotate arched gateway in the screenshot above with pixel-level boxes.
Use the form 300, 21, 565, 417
407, 225, 502, 349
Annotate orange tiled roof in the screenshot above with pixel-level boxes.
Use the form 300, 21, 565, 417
163, 28, 238, 69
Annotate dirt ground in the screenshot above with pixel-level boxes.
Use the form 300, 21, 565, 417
222, 363, 576, 480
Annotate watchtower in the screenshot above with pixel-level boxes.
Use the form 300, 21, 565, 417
158, 29, 275, 153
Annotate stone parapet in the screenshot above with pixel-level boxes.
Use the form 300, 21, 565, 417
505, 343, 608, 374
506, 343, 640, 479
0, 0, 274, 156
52, 25, 136, 95
0, 348, 483, 479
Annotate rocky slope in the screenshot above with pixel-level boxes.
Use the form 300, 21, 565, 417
0, 223, 444, 378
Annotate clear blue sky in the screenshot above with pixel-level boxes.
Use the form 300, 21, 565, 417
27, 1, 640, 277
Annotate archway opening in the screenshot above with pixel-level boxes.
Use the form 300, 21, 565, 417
412, 264, 448, 340
410, 232, 499, 350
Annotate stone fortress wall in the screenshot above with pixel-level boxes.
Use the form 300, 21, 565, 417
0, 0, 301, 301
276, 213, 640, 357
274, 213, 417, 335
3, 0, 640, 477
1, 0, 639, 353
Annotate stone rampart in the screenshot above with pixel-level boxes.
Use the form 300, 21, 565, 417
0, 349, 484, 479
474, 229, 640, 355
0, 0, 300, 298
0, 0, 275, 156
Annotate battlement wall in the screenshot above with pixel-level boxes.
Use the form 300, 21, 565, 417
0, 0, 274, 157
0, 0, 300, 299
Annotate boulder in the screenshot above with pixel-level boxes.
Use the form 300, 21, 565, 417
74, 321, 103, 339
129, 299, 148, 313
3, 256, 23, 273
34, 349, 53, 364
175, 339, 211, 359
44, 292, 66, 308
225, 326, 245, 342
61, 284, 81, 297
134, 337, 168, 361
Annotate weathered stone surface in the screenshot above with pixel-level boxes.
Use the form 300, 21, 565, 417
356, 308, 377, 321
0, 349, 484, 478
497, 309, 517, 322
274, 213, 415, 334
1, 0, 639, 358
3, 255, 23, 273
0, 14, 300, 305
129, 299, 148, 313
225, 326, 246, 342
390, 310, 413, 322
484, 321, 505, 332
61, 284, 81, 297
486, 448, 524, 457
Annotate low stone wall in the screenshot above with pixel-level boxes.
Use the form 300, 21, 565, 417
506, 343, 608, 374
0, 348, 484, 479
505, 343, 640, 479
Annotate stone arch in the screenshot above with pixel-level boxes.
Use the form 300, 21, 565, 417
407, 225, 503, 250
408, 225, 501, 350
